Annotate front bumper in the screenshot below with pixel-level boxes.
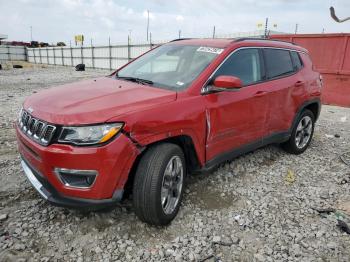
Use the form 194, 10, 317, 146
21, 157, 123, 210
16, 123, 140, 208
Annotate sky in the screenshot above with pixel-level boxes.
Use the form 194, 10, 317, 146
0, 0, 349, 45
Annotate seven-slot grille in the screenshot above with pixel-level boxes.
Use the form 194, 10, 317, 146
19, 109, 56, 146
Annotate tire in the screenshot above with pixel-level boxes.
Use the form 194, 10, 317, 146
282, 109, 315, 154
132, 143, 186, 225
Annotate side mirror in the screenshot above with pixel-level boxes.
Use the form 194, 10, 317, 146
213, 75, 242, 89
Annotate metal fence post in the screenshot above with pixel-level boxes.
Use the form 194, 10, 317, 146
25, 47, 28, 62
46, 48, 49, 65
81, 44, 83, 65
91, 39, 95, 69
7, 46, 11, 61
53, 47, 56, 65
149, 32, 152, 50
70, 45, 73, 66
39, 47, 42, 64
127, 36, 131, 62
33, 48, 37, 64
61, 47, 64, 66
109, 37, 112, 70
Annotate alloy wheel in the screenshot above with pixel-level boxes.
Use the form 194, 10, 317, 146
161, 156, 184, 215
295, 115, 313, 149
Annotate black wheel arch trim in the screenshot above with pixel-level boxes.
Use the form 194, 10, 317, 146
291, 98, 321, 129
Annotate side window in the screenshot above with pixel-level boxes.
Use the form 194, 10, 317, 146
290, 51, 303, 71
213, 49, 262, 86
264, 49, 294, 78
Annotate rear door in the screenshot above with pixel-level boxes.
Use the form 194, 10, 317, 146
204, 48, 270, 161
262, 48, 305, 134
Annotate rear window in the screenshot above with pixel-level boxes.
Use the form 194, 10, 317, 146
290, 51, 303, 71
264, 49, 294, 78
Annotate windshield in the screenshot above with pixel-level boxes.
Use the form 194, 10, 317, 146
116, 44, 223, 91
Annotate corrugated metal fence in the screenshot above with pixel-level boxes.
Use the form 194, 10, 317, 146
27, 43, 157, 70
1, 30, 272, 67
25, 30, 273, 70
24, 31, 272, 70
270, 33, 350, 107
0, 46, 27, 61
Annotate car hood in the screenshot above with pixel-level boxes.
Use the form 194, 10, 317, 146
23, 77, 177, 125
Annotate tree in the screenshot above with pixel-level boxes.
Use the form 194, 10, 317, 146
330, 7, 350, 23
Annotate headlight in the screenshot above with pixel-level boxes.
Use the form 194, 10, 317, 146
58, 123, 123, 145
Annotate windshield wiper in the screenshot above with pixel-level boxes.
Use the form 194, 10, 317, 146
116, 76, 154, 86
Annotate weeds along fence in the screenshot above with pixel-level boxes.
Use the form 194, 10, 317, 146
0, 46, 27, 61
27, 42, 158, 70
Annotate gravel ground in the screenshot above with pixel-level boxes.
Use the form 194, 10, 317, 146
0, 66, 349, 262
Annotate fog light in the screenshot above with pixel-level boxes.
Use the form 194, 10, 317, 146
86, 176, 95, 186
54, 168, 98, 189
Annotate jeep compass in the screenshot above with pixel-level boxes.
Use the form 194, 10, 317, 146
16, 38, 322, 225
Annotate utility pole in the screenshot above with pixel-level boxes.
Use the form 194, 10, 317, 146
294, 23, 298, 34
212, 26, 216, 38
178, 30, 181, 39
70, 40, 73, 67
128, 29, 132, 44
264, 17, 269, 38
108, 37, 112, 70
146, 10, 150, 41
30, 26, 33, 41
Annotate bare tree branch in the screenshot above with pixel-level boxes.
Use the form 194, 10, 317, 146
330, 6, 350, 23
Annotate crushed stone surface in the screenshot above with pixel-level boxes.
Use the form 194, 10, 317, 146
0, 66, 349, 261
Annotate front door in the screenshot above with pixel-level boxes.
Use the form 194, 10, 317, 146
204, 48, 270, 162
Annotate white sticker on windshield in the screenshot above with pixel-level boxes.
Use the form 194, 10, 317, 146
197, 46, 224, 54
176, 81, 184, 86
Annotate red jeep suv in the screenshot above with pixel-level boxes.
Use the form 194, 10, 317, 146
16, 38, 322, 225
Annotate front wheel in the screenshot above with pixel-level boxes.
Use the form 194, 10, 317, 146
282, 109, 315, 154
132, 143, 186, 225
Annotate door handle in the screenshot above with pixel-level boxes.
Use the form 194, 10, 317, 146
294, 81, 304, 87
254, 91, 267, 97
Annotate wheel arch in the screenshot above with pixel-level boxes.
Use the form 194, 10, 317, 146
292, 98, 321, 130
122, 134, 202, 198
304, 101, 320, 121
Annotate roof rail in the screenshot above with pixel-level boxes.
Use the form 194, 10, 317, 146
234, 37, 296, 45
169, 38, 193, 42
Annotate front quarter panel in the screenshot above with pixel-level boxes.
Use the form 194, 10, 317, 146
108, 94, 207, 166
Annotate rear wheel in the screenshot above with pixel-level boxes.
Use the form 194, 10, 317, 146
132, 143, 185, 225
282, 109, 315, 154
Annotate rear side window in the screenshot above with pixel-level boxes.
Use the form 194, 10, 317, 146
264, 49, 294, 78
290, 51, 303, 71
213, 48, 263, 86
